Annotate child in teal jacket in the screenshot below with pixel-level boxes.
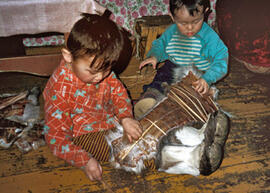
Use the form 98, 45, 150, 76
139, 0, 228, 96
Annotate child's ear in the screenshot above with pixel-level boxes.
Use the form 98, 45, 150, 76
61, 48, 73, 63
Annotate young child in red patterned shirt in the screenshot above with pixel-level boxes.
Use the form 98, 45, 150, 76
43, 13, 142, 181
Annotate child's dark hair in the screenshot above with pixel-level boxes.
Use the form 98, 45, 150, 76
170, 0, 211, 17
66, 13, 124, 71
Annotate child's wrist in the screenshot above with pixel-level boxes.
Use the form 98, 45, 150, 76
119, 116, 134, 125
88, 153, 93, 158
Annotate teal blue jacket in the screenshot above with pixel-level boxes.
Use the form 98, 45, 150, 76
147, 22, 228, 85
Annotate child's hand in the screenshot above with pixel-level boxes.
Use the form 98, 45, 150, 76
193, 78, 209, 95
84, 157, 102, 181
121, 117, 142, 143
139, 56, 158, 70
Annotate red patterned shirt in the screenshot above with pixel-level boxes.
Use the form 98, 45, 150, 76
43, 60, 133, 168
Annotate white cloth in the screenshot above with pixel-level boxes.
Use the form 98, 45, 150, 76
0, 0, 106, 37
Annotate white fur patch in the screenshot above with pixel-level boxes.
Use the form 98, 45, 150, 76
175, 126, 204, 146
159, 144, 202, 176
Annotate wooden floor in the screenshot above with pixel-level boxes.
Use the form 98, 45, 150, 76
0, 56, 270, 193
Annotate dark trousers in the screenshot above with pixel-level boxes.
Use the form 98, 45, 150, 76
143, 60, 177, 94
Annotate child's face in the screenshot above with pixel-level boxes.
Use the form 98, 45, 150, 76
172, 5, 205, 37
72, 55, 111, 84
